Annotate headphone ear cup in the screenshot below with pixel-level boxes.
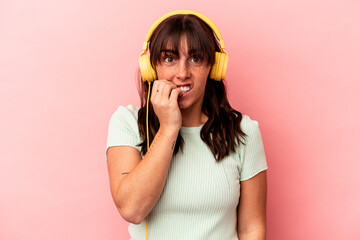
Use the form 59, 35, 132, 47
219, 52, 228, 80
210, 52, 227, 81
139, 53, 157, 82
210, 52, 220, 81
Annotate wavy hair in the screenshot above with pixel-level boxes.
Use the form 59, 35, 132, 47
136, 14, 247, 161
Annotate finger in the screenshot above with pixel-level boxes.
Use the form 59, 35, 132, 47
150, 81, 158, 102
151, 81, 164, 102
164, 80, 178, 89
154, 80, 175, 98
169, 87, 182, 103
157, 79, 178, 89
161, 83, 175, 99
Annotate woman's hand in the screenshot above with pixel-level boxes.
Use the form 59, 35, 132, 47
151, 80, 182, 131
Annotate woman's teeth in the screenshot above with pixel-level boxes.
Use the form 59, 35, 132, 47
179, 86, 191, 93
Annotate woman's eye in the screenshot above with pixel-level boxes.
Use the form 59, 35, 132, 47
162, 53, 177, 63
164, 56, 174, 63
191, 57, 202, 63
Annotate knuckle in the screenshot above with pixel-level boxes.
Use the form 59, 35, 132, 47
159, 101, 166, 107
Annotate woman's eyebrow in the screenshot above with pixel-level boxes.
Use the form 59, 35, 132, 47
188, 49, 202, 56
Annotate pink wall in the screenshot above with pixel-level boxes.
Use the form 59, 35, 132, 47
1, 0, 359, 239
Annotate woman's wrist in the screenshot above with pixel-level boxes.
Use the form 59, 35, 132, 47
158, 125, 180, 137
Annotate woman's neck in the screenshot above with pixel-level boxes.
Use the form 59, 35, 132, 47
180, 107, 208, 127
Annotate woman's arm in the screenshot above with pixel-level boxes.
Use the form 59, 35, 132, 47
107, 80, 182, 225
107, 126, 178, 224
237, 170, 267, 240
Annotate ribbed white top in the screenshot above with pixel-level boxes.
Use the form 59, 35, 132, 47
106, 105, 268, 240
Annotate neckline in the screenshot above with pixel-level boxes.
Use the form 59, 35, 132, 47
180, 123, 205, 134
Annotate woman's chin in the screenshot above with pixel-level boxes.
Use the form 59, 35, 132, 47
178, 100, 190, 110
178, 103, 187, 109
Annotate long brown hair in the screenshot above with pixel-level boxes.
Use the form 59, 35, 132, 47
137, 14, 247, 161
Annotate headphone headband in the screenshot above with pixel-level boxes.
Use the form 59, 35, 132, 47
141, 10, 225, 52
139, 10, 228, 82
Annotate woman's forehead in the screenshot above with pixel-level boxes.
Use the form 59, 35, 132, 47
161, 34, 202, 55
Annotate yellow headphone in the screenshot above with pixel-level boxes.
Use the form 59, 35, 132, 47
139, 10, 228, 240
139, 10, 228, 82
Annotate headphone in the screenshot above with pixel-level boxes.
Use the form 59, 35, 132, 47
139, 10, 228, 82
139, 10, 228, 240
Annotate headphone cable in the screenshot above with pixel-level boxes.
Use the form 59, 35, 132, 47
145, 81, 151, 240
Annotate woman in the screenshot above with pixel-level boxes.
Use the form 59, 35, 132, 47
106, 10, 268, 240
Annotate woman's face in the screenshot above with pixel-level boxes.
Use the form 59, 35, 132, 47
155, 34, 211, 111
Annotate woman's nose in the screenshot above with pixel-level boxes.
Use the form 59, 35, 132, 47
176, 60, 190, 80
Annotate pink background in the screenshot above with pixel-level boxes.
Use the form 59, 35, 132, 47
1, 0, 359, 239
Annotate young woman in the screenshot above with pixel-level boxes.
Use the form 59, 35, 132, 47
106, 10, 268, 240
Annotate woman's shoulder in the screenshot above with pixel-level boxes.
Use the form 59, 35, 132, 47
240, 114, 261, 134
114, 104, 140, 116
111, 104, 140, 122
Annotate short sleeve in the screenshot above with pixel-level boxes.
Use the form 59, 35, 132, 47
105, 105, 142, 162
239, 115, 268, 181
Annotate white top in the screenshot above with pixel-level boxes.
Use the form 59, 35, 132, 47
106, 105, 268, 240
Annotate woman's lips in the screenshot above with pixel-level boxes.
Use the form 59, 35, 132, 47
179, 89, 191, 98
178, 85, 191, 98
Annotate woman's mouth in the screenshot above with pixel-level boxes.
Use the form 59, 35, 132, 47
178, 85, 191, 98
